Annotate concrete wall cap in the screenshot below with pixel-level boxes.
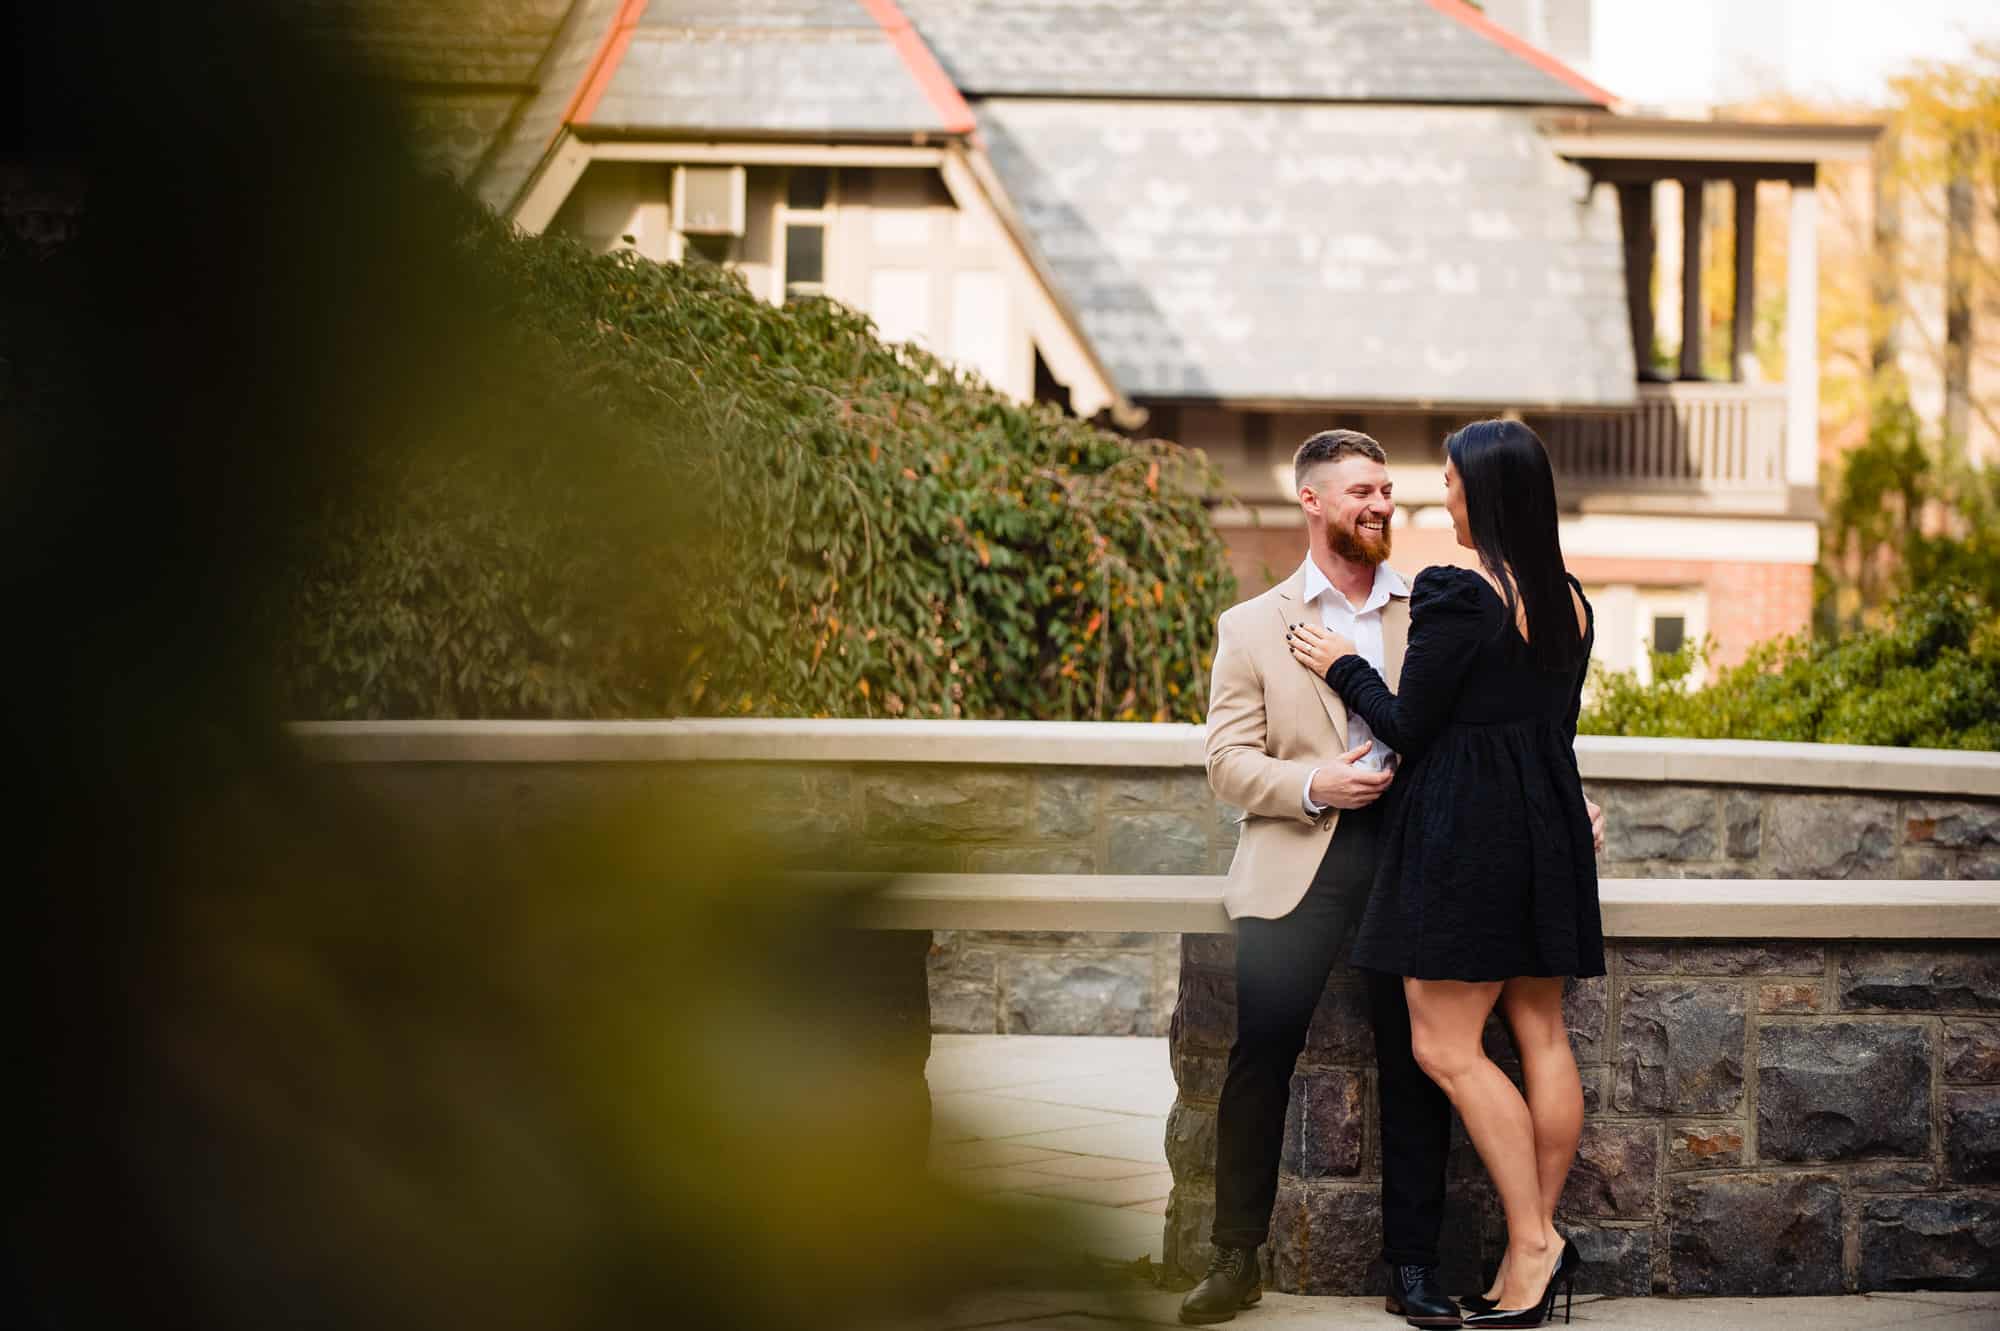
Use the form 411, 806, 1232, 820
816, 872, 2000, 937
288, 720, 2000, 796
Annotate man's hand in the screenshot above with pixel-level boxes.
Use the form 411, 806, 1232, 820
1309, 742, 1392, 811
1586, 798, 1606, 854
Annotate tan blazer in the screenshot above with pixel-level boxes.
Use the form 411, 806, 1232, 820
1204, 563, 1410, 920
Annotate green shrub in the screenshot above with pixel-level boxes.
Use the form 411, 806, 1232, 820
1580, 582, 2000, 749
279, 187, 1235, 721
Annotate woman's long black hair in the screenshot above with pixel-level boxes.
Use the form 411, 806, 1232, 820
1445, 419, 1584, 671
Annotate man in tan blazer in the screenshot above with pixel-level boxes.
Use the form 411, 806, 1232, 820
1185, 430, 1456, 1329
1185, 430, 1605, 1327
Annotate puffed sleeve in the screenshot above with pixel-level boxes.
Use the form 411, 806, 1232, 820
1323, 566, 1496, 759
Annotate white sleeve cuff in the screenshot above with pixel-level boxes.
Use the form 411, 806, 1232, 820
1302, 767, 1324, 816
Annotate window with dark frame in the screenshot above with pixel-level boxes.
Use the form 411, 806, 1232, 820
782, 167, 833, 304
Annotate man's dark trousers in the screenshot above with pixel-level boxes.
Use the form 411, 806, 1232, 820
1209, 802, 1455, 1267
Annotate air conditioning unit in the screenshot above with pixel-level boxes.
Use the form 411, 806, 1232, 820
673, 164, 747, 236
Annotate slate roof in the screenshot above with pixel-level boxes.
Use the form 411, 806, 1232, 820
898, 0, 1605, 104
476, 0, 628, 212
286, 0, 571, 86
298, 1, 1632, 405
285, 0, 575, 185
471, 0, 959, 210
976, 99, 1635, 405
586, 1, 954, 135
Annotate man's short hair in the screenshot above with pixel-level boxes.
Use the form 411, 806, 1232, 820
1293, 429, 1387, 493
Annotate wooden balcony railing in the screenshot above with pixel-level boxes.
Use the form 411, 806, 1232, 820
1532, 381, 1787, 500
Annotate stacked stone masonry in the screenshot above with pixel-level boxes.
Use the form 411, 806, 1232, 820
305, 729, 1999, 1296
1166, 934, 2000, 1297
725, 759, 1999, 1295
1161, 780, 2000, 1297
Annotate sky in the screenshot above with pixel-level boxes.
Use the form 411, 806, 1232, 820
1587, 0, 2000, 110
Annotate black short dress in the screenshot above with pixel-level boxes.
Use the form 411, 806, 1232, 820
1325, 564, 1604, 982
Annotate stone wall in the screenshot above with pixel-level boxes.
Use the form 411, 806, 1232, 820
688, 760, 1230, 1037
1590, 783, 2000, 882
1164, 937, 2000, 1296
1158, 782, 2000, 1296
916, 772, 2000, 1035
297, 722, 2000, 1295
670, 755, 2000, 1035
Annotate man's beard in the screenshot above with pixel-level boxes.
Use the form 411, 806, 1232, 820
1329, 512, 1392, 565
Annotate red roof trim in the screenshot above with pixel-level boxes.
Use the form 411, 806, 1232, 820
857, 0, 978, 135
564, 0, 650, 129
1423, 0, 1616, 107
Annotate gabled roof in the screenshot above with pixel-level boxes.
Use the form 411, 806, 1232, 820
477, 0, 631, 212
587, 1, 968, 135
897, 0, 1611, 105
285, 0, 576, 181
476, 0, 975, 213
976, 99, 1635, 405
308, 1, 1631, 408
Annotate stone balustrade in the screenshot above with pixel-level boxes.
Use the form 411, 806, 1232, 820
295, 719, 2000, 1295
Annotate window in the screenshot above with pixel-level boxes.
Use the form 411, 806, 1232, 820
780, 167, 834, 303
1632, 590, 1707, 686
787, 166, 829, 211
784, 226, 824, 291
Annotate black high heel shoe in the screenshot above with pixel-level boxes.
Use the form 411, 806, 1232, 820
1458, 1238, 1578, 1315
1462, 1239, 1576, 1328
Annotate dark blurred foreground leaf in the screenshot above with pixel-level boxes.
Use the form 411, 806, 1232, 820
1, 3, 1134, 1325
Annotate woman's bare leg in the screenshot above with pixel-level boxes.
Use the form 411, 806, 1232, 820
1480, 977, 1582, 1300
1405, 977, 1562, 1313
1505, 977, 1584, 1225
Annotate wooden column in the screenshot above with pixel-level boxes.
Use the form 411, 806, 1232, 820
1785, 174, 1820, 492
1946, 132, 1974, 448
1872, 127, 1901, 378
1680, 177, 1705, 380
1732, 180, 1758, 382
1618, 181, 1656, 379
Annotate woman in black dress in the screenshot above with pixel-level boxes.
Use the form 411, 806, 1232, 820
1286, 419, 1601, 1329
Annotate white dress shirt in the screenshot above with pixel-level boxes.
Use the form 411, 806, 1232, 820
1300, 557, 1408, 814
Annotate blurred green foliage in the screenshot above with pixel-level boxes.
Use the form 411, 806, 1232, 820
1821, 392, 2000, 621
278, 195, 1235, 722
1580, 581, 2000, 749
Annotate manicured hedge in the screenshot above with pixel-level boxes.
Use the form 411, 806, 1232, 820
279, 189, 1235, 721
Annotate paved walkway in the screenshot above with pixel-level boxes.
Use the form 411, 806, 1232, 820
928, 1033, 1175, 1263
923, 1035, 2000, 1331
901, 1285, 2000, 1330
